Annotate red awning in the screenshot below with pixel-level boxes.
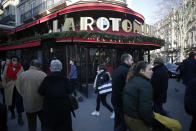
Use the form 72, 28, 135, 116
8, 3, 144, 34
0, 40, 41, 51
39, 13, 57, 23
56, 37, 161, 49
8, 13, 57, 34
15, 20, 39, 32
26, 20, 39, 28
8, 29, 15, 35
58, 3, 145, 23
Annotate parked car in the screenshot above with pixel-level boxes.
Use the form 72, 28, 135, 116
165, 63, 180, 78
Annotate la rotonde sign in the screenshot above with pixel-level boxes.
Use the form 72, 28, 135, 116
52, 17, 155, 36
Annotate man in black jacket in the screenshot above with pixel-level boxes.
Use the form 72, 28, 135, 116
185, 77, 196, 131
151, 58, 169, 116
181, 52, 196, 86
111, 54, 133, 131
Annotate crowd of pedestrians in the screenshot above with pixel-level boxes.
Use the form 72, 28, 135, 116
0, 52, 196, 131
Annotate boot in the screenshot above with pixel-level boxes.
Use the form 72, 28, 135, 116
11, 111, 15, 119
17, 113, 24, 126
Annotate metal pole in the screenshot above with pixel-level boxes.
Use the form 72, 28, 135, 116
85, 48, 89, 98
148, 50, 150, 63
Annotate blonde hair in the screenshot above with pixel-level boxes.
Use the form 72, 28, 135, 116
126, 61, 149, 83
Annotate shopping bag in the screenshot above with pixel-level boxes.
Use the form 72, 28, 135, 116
154, 112, 182, 131
98, 81, 112, 95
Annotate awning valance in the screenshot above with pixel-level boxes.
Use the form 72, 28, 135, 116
0, 39, 41, 51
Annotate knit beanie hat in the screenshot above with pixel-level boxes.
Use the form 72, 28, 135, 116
50, 59, 62, 72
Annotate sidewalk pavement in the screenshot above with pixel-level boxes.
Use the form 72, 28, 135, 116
2, 79, 192, 131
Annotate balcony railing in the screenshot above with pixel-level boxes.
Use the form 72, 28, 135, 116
21, 0, 67, 22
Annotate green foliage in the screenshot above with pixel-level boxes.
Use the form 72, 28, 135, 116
2, 31, 165, 46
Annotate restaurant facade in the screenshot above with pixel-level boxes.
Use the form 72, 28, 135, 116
0, 1, 164, 97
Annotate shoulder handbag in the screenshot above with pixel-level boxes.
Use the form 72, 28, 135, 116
98, 81, 112, 95
68, 95, 79, 118
69, 95, 79, 111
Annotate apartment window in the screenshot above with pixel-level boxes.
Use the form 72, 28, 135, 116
20, 7, 25, 15
30, 1, 35, 16
195, 32, 196, 42
192, 1, 195, 7
4, 6, 10, 16
192, 32, 194, 43
20, 6, 25, 22
47, 0, 53, 9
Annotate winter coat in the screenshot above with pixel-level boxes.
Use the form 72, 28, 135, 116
184, 77, 196, 116
94, 70, 110, 94
123, 75, 154, 126
111, 63, 130, 112
18, 66, 47, 113
67, 65, 77, 79
151, 64, 169, 103
181, 58, 196, 85
2, 64, 24, 106
39, 72, 73, 131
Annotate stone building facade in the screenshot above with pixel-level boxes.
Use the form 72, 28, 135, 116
152, 0, 196, 63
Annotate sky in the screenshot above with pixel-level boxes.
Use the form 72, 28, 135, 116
68, 0, 161, 25
127, 0, 160, 24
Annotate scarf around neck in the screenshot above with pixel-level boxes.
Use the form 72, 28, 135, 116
6, 63, 21, 80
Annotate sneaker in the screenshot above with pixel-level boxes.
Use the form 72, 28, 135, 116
110, 112, 115, 119
91, 111, 100, 116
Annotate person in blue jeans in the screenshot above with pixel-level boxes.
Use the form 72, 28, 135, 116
67, 59, 78, 98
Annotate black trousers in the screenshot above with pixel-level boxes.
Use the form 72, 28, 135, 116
0, 86, 5, 104
9, 87, 24, 114
69, 79, 78, 97
113, 106, 127, 131
96, 94, 113, 112
153, 102, 169, 117
190, 115, 196, 131
0, 103, 8, 131
26, 111, 43, 131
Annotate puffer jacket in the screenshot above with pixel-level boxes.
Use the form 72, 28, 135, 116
123, 75, 154, 126
95, 71, 110, 93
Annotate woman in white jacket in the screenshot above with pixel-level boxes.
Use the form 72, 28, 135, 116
91, 64, 114, 119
